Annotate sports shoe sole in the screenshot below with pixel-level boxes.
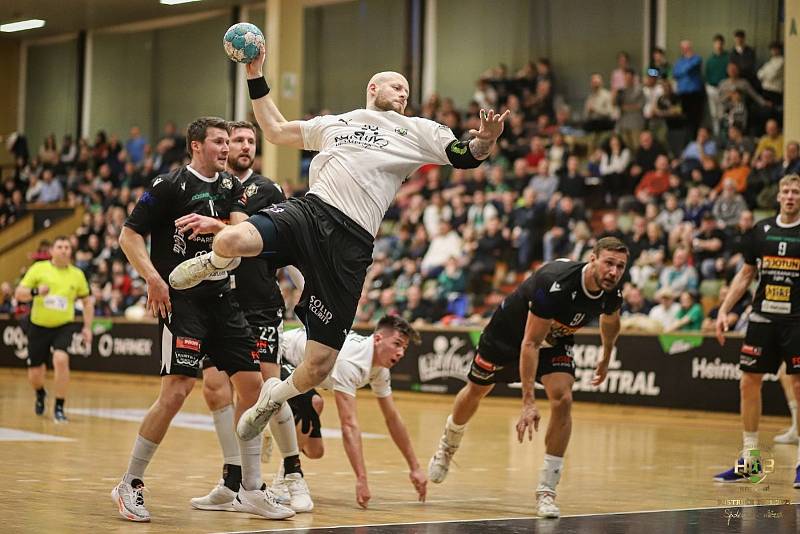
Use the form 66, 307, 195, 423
232, 496, 295, 519
111, 486, 150, 522
190, 500, 236, 512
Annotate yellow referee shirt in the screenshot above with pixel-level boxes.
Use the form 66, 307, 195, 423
20, 260, 90, 328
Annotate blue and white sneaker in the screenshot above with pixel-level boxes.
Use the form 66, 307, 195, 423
713, 465, 748, 483
794, 465, 800, 489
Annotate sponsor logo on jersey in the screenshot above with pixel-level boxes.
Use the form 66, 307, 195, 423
474, 354, 496, 371
741, 344, 763, 356
761, 256, 800, 271
308, 295, 333, 324
761, 300, 791, 314
245, 183, 258, 198
394, 127, 408, 136
221, 177, 233, 189
173, 229, 187, 256
765, 284, 791, 301
333, 124, 389, 150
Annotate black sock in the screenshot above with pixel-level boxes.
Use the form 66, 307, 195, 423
55, 398, 64, 411
283, 455, 303, 477
222, 463, 242, 491
36, 388, 46, 400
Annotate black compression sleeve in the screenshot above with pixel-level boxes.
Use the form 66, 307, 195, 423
445, 140, 483, 169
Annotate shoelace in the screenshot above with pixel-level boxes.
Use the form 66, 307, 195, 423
263, 487, 282, 506
255, 400, 280, 417
131, 485, 149, 508
538, 493, 556, 507
286, 476, 309, 495
436, 440, 459, 463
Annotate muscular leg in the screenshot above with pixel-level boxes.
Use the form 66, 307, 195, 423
270, 341, 339, 403
52, 350, 70, 400
740, 372, 764, 450
27, 363, 46, 391
540, 373, 574, 457
298, 394, 324, 459
452, 381, 495, 426
212, 221, 264, 260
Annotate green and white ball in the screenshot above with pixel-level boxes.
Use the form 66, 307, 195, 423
223, 22, 264, 63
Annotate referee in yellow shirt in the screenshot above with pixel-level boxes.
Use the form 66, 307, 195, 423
15, 236, 93, 422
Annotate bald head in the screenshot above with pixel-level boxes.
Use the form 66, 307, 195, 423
366, 71, 409, 113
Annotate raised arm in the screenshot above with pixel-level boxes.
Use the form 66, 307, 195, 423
376, 394, 427, 502
246, 46, 306, 149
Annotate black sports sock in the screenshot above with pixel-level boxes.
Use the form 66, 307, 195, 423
222, 463, 242, 491
283, 455, 303, 477
55, 398, 65, 411
36, 388, 46, 400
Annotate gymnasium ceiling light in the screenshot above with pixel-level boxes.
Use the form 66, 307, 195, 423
0, 19, 46, 33
160, 0, 203, 5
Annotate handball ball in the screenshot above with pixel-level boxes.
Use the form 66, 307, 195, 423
223, 22, 264, 63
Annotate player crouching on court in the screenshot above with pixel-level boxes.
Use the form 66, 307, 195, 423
278, 316, 427, 508
428, 237, 629, 518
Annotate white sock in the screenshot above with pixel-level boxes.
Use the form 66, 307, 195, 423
444, 415, 466, 446
743, 431, 759, 450
238, 433, 263, 491
536, 454, 564, 494
212, 405, 241, 465
789, 400, 798, 432
270, 374, 302, 404
124, 435, 158, 483
269, 402, 300, 458
210, 251, 235, 269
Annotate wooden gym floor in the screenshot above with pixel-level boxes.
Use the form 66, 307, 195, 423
0, 368, 798, 533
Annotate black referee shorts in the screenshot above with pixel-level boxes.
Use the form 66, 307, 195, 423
26, 322, 78, 367
247, 194, 373, 351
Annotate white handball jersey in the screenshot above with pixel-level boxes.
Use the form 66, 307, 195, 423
280, 327, 392, 398
301, 109, 457, 236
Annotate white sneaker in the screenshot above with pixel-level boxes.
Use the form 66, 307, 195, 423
237, 377, 282, 441
111, 479, 150, 522
774, 427, 799, 444
168, 252, 241, 290
233, 484, 295, 520
270, 468, 291, 506
282, 473, 314, 512
190, 479, 236, 511
428, 436, 459, 483
536, 492, 560, 518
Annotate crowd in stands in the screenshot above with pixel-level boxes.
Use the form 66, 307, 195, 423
0, 29, 793, 333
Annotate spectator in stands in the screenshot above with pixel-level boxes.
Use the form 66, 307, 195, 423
780, 140, 800, 176
153, 120, 186, 173
718, 63, 769, 126
621, 285, 653, 316
523, 136, 547, 173
649, 287, 681, 331
510, 187, 544, 268
0, 282, 14, 314
758, 41, 784, 107
125, 126, 147, 166
635, 154, 671, 205
616, 69, 646, 150
37, 169, 64, 204
528, 159, 559, 203
599, 134, 631, 203
466, 217, 508, 295
723, 209, 754, 281
401, 285, 435, 325
584, 73, 615, 133
651, 79, 685, 155
564, 220, 594, 262
59, 134, 77, 171
730, 29, 758, 88
666, 291, 703, 332
677, 127, 716, 178
649, 47, 671, 79
701, 284, 749, 333
755, 119, 784, 160
713, 177, 749, 228
625, 215, 648, 262
747, 147, 780, 207
610, 51, 632, 95
672, 40, 705, 138
546, 132, 569, 175
558, 155, 586, 201
629, 221, 667, 288
422, 191, 452, 238
542, 196, 583, 262
598, 212, 626, 242
629, 130, 667, 185
420, 220, 462, 278
721, 123, 755, 156
712, 147, 749, 196
659, 246, 698, 294
437, 256, 467, 315
655, 193, 684, 234
705, 34, 730, 135
38, 134, 59, 169
692, 212, 727, 279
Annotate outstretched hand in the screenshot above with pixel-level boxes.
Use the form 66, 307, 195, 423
515, 402, 541, 443
468, 109, 511, 142
246, 43, 267, 79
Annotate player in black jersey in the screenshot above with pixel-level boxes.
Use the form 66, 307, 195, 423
186, 121, 313, 513
111, 117, 294, 522
428, 237, 629, 518
713, 174, 800, 487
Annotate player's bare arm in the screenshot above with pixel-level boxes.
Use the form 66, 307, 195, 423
377, 394, 427, 502
118, 226, 171, 319
334, 391, 371, 508
596, 311, 621, 386
246, 44, 306, 149
517, 312, 551, 443
715, 262, 756, 345
467, 109, 511, 159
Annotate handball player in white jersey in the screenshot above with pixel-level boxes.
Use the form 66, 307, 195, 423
170, 43, 508, 442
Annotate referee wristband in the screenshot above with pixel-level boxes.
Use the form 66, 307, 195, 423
247, 77, 270, 100
30, 288, 38, 297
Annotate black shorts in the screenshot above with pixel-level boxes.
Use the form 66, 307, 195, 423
26, 322, 78, 367
740, 321, 800, 375
161, 290, 258, 377
281, 362, 322, 439
202, 307, 283, 370
247, 194, 374, 351
468, 332, 576, 386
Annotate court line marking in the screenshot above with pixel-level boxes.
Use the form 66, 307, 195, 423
210, 503, 800, 533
